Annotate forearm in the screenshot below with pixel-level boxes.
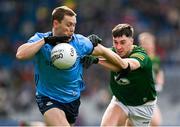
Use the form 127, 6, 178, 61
155, 70, 164, 92
99, 59, 121, 72
93, 44, 128, 69
16, 39, 45, 60
156, 70, 164, 85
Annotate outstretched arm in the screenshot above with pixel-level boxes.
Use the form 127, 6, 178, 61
98, 59, 121, 72
155, 69, 165, 91
92, 44, 129, 70
88, 34, 140, 71
92, 44, 141, 72
81, 55, 123, 72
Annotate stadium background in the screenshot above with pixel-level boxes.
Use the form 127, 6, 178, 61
0, 0, 180, 126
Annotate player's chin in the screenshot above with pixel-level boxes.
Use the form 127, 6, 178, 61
119, 53, 126, 58
117, 52, 123, 57
64, 34, 73, 41
67, 32, 73, 37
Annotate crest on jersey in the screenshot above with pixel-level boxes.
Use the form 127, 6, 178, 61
114, 75, 130, 85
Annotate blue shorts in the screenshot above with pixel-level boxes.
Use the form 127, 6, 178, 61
36, 95, 80, 124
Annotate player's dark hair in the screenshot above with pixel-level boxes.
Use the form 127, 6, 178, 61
112, 24, 134, 38
52, 6, 76, 23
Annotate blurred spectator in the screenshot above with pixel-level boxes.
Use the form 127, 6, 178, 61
139, 32, 165, 126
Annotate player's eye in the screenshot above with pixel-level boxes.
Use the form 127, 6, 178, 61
120, 40, 126, 45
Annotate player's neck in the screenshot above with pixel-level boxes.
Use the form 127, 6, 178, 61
125, 45, 134, 57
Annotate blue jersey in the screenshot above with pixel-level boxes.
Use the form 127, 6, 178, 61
28, 32, 93, 103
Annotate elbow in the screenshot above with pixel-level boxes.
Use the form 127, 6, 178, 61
16, 43, 33, 60
16, 51, 27, 60
16, 52, 23, 60
16, 51, 32, 60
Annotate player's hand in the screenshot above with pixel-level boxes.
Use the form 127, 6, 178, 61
81, 55, 99, 69
44, 36, 71, 46
87, 34, 102, 47
115, 63, 131, 81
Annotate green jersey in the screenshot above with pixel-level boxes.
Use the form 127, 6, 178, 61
110, 45, 157, 106
150, 55, 161, 82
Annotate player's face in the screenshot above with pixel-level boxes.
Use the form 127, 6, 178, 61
53, 15, 76, 37
113, 35, 133, 57
141, 41, 155, 53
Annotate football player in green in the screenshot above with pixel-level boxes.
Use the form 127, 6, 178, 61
84, 23, 157, 126
139, 32, 164, 126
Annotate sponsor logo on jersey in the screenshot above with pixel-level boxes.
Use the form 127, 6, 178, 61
46, 101, 53, 106
114, 76, 130, 85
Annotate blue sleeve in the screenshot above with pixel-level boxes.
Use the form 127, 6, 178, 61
74, 34, 94, 57
28, 32, 52, 43
27, 32, 44, 43
27, 32, 51, 61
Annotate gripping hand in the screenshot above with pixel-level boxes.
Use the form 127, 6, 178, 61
81, 55, 99, 69
44, 36, 71, 46
87, 34, 102, 47
115, 63, 131, 81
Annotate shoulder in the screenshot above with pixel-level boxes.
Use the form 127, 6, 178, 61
73, 34, 90, 42
151, 55, 161, 66
130, 45, 147, 58
28, 31, 52, 43
34, 31, 52, 38
72, 34, 92, 47
132, 45, 146, 53
72, 34, 93, 55
129, 45, 151, 67
152, 55, 160, 62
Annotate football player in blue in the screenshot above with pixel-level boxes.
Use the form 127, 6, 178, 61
16, 6, 96, 126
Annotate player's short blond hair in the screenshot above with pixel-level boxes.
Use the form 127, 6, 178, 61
138, 32, 155, 44
138, 32, 155, 42
52, 6, 76, 23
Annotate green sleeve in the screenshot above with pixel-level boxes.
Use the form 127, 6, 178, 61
129, 52, 149, 68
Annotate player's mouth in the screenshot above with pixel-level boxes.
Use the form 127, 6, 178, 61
117, 50, 124, 57
117, 50, 123, 54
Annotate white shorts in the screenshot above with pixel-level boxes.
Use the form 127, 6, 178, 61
111, 96, 156, 126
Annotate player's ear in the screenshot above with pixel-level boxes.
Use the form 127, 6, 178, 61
130, 37, 134, 44
53, 20, 60, 28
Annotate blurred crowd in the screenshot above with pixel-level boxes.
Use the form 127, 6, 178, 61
0, 0, 180, 125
